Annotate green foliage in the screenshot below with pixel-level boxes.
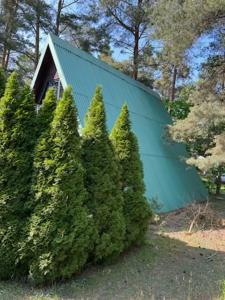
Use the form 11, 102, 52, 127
0, 67, 6, 97
153, 0, 225, 59
0, 72, 36, 279
36, 88, 57, 136
110, 104, 151, 248
164, 98, 191, 121
24, 87, 94, 284
168, 85, 225, 194
82, 86, 125, 262
26, 88, 57, 214
221, 281, 225, 300
153, 0, 225, 99
169, 95, 225, 152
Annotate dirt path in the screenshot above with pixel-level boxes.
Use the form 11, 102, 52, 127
0, 199, 225, 300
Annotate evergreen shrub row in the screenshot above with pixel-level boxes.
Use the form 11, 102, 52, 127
0, 71, 151, 284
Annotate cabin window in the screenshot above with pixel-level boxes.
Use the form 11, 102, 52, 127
47, 77, 63, 100
40, 71, 63, 104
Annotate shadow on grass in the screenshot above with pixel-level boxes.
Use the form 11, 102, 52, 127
0, 232, 225, 300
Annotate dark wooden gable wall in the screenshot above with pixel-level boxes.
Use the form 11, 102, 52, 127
33, 46, 63, 103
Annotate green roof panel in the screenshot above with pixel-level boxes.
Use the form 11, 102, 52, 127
32, 34, 207, 212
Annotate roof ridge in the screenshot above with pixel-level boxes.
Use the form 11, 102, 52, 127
48, 33, 160, 100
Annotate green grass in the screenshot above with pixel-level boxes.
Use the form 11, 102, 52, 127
221, 281, 225, 300
0, 238, 161, 300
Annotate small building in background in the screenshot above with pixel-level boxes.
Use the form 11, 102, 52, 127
31, 33, 207, 212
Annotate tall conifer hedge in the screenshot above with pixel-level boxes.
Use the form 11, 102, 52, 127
82, 86, 125, 262
110, 104, 151, 248
0, 72, 36, 279
26, 87, 94, 284
19, 88, 58, 261
36, 87, 57, 136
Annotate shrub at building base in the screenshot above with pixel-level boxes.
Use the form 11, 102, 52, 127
110, 104, 151, 249
82, 86, 125, 262
18, 88, 58, 266
25, 87, 94, 284
0, 73, 36, 279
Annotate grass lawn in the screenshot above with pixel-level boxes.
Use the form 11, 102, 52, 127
222, 281, 225, 300
1, 197, 225, 300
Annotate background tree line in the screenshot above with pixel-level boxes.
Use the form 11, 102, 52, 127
1, 1, 224, 97
0, 0, 225, 193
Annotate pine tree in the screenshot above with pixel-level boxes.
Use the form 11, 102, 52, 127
27, 87, 94, 284
82, 86, 125, 262
0, 72, 36, 279
110, 104, 151, 249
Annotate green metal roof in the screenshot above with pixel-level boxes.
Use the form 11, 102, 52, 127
31, 33, 207, 212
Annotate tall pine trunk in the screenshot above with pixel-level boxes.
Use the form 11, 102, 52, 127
55, 0, 63, 36
1, 44, 7, 69
170, 66, 177, 101
132, 0, 142, 80
215, 172, 222, 195
1, 0, 19, 70
133, 26, 139, 80
35, 13, 40, 68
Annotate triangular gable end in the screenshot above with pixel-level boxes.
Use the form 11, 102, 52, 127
31, 35, 67, 103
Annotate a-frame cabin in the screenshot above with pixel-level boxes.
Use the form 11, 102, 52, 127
31, 33, 207, 212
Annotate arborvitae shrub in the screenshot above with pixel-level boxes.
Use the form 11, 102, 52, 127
110, 104, 152, 249
0, 72, 36, 279
36, 88, 57, 136
26, 87, 94, 284
19, 88, 58, 260
82, 86, 125, 262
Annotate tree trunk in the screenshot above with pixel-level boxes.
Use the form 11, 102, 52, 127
55, 0, 63, 36
1, 17, 10, 69
1, 0, 19, 70
1, 44, 7, 69
133, 27, 139, 80
35, 13, 40, 68
215, 173, 222, 195
170, 66, 177, 101
132, 0, 142, 80
4, 49, 10, 70
222, 52, 225, 91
